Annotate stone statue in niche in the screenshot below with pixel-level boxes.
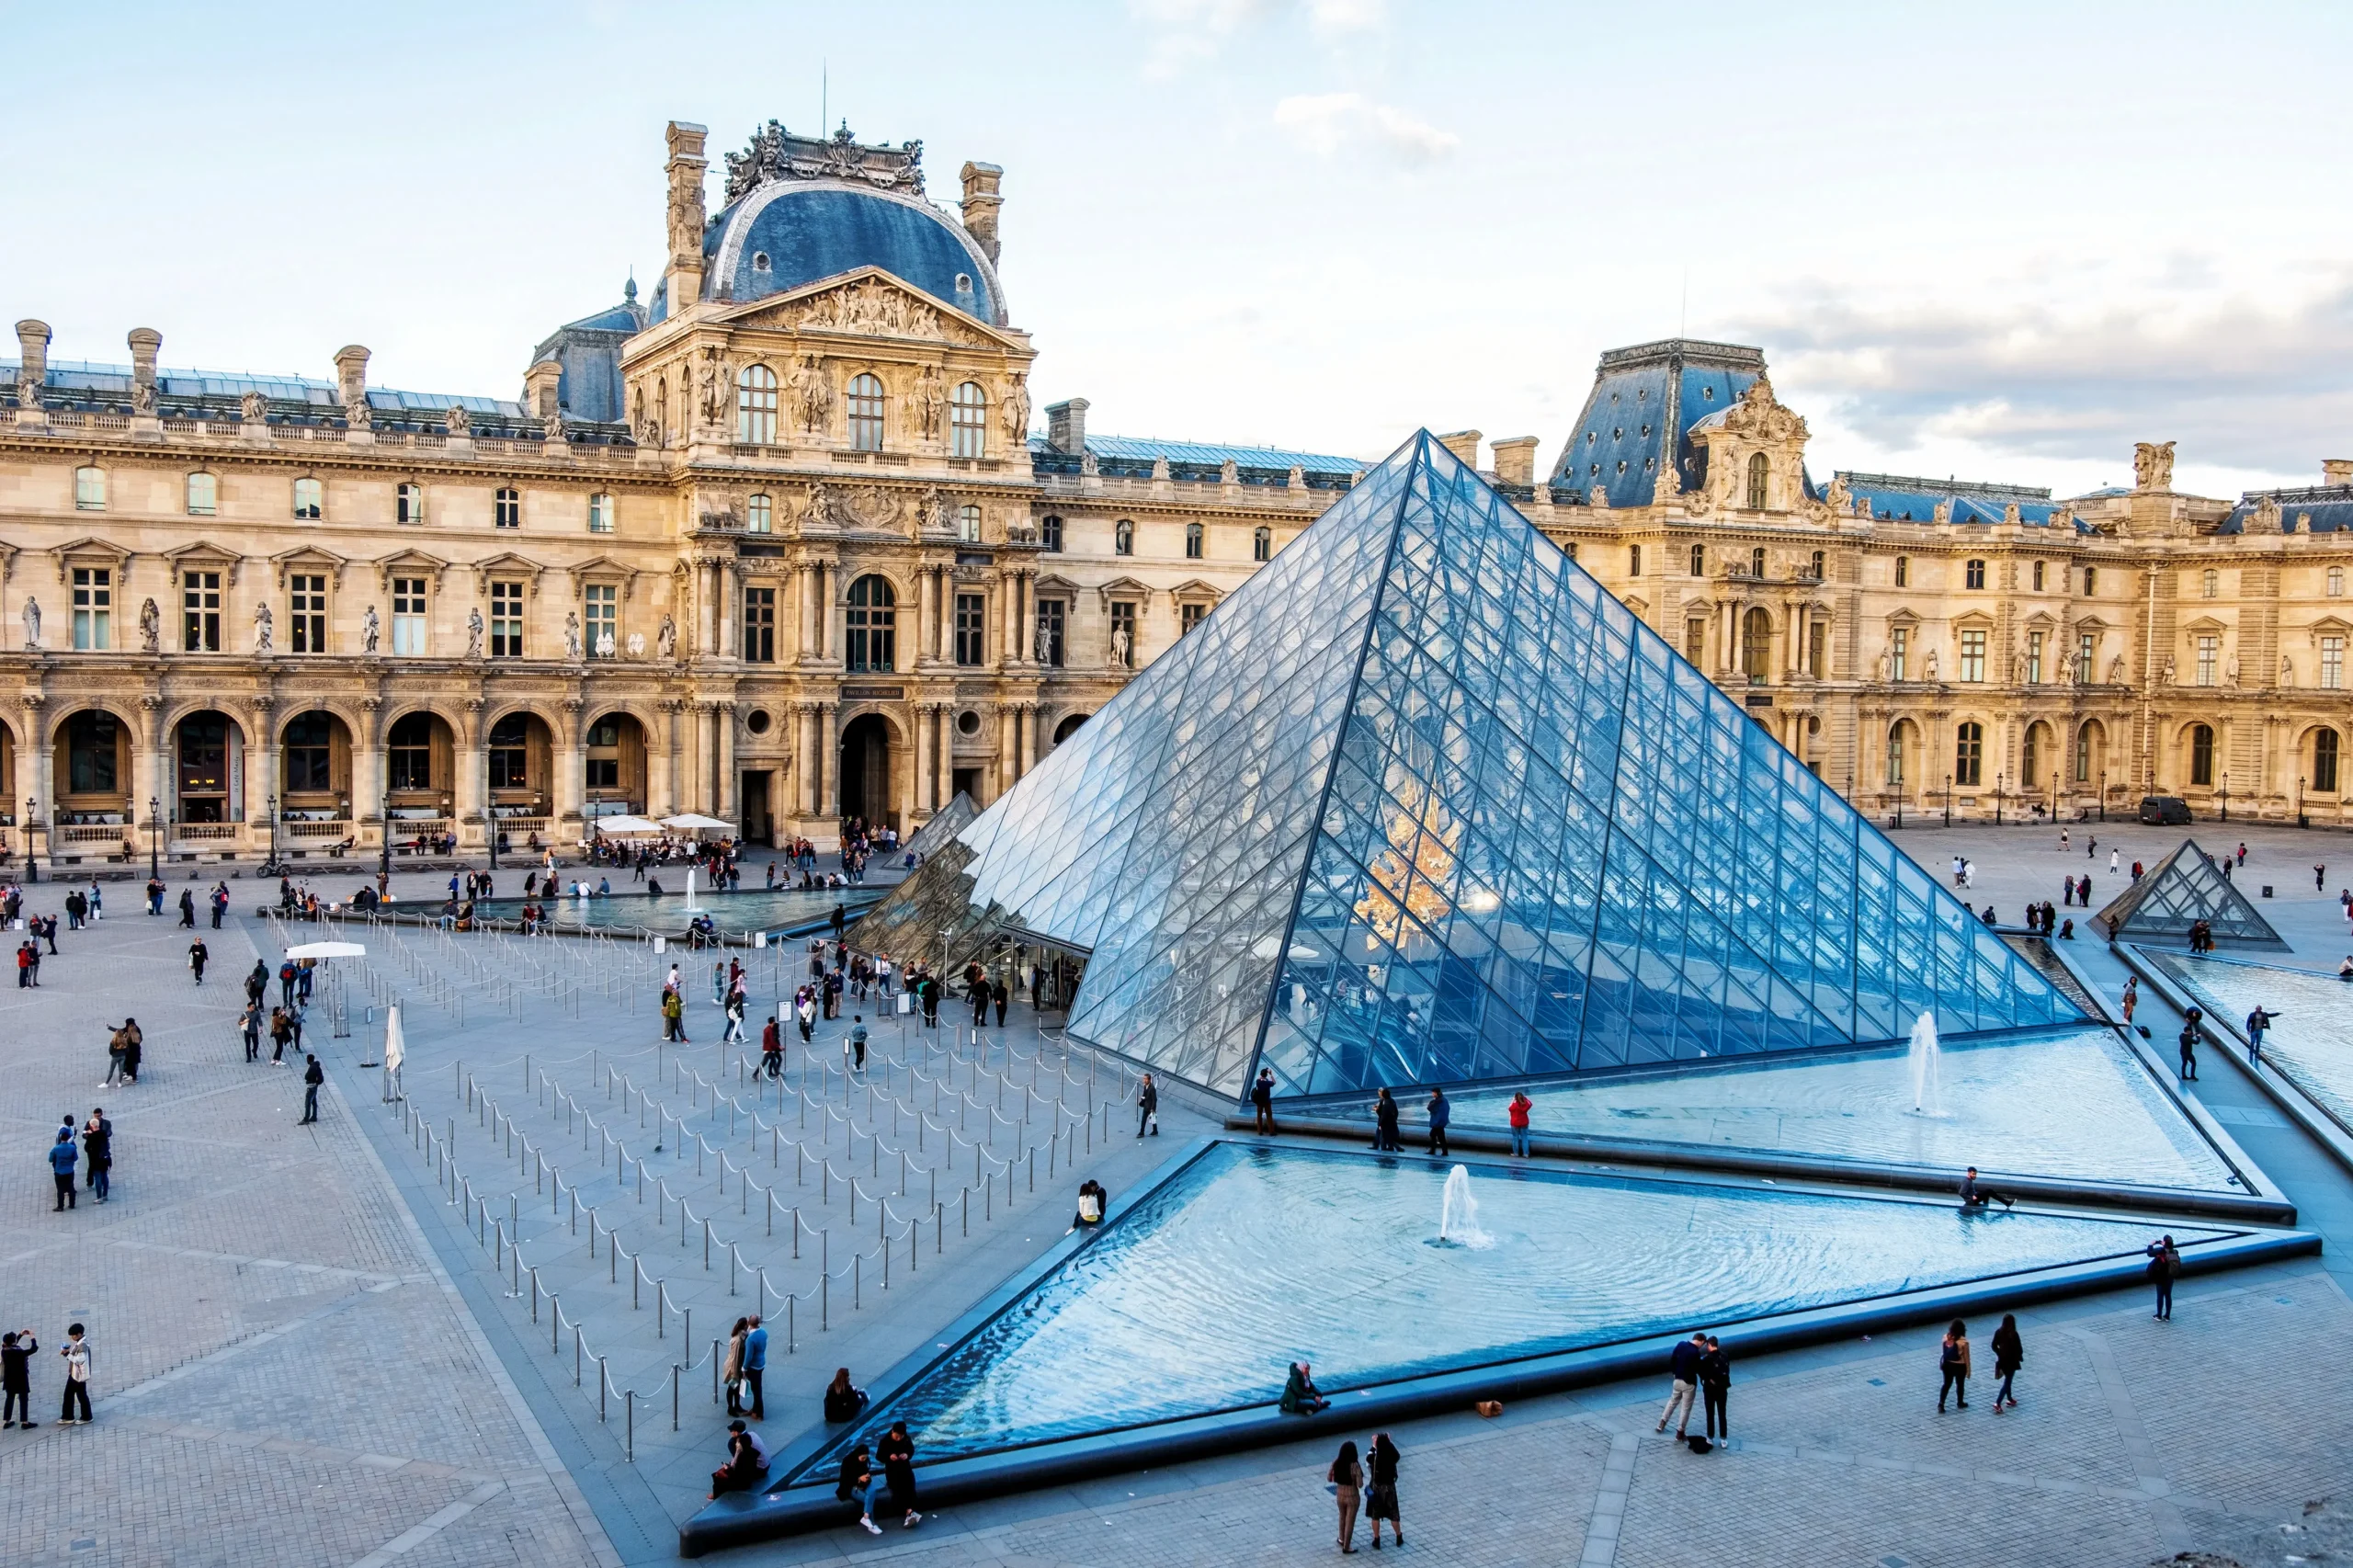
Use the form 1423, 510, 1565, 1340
20, 597, 40, 650
656, 614, 677, 659
1033, 619, 1051, 664
627, 632, 646, 658
131, 377, 156, 416
1109, 624, 1131, 668
466, 607, 484, 659
597, 630, 615, 659
791, 356, 832, 435
1875, 647, 1891, 682
2281, 654, 2295, 687
915, 364, 947, 443
2108, 654, 2126, 684
139, 597, 160, 653
2161, 655, 2176, 686
2012, 651, 2025, 685
253, 600, 274, 653
1923, 647, 1939, 681
1000, 371, 1030, 445
563, 610, 582, 662
362, 604, 381, 653
2058, 651, 2074, 684
2226, 653, 2240, 687
698, 353, 724, 435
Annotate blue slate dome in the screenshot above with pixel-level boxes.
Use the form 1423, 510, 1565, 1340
704, 182, 1001, 323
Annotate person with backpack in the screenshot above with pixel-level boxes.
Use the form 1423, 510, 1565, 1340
300, 1056, 324, 1124
2146, 1235, 2182, 1320
278, 959, 298, 1010
1425, 1086, 1449, 1158
1253, 1067, 1278, 1135
847, 1017, 869, 1072
1937, 1320, 1972, 1411
80, 1111, 110, 1203
1990, 1314, 2024, 1411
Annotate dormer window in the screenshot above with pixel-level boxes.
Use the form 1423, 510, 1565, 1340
1745, 453, 1768, 510
751, 251, 771, 272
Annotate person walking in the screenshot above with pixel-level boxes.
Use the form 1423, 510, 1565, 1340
80, 1111, 110, 1203
2146, 1235, 2181, 1320
48, 1129, 78, 1211
177, 889, 196, 928
1252, 1068, 1278, 1136
1329, 1438, 1364, 1553
2120, 977, 2138, 1025
2245, 1006, 2277, 1066
1937, 1319, 1972, 1411
267, 1007, 294, 1066
56, 1325, 91, 1425
1425, 1086, 1449, 1158
240, 1001, 262, 1063
1699, 1335, 1731, 1440
722, 990, 746, 1045
2109, 847, 2119, 875
1507, 1090, 1533, 1158
847, 1017, 869, 1073
1990, 1313, 2024, 1411
794, 989, 815, 1047
300, 1055, 324, 1123
1, 1329, 35, 1428
188, 936, 208, 985
968, 973, 991, 1031
1364, 1433, 1403, 1550
2178, 1007, 2202, 1080
743, 1314, 767, 1420
759, 1016, 783, 1079
1657, 1331, 1706, 1437
2318, 863, 2329, 893
1372, 1086, 1401, 1153
1137, 1073, 1159, 1138
661, 987, 687, 1044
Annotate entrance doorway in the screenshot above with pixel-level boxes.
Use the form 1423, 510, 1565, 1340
951, 767, 981, 805
838, 714, 892, 830
741, 770, 775, 845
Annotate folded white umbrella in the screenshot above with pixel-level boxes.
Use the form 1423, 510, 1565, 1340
588, 815, 665, 835
659, 813, 734, 834
285, 940, 367, 959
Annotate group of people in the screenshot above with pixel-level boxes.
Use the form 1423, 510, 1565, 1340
2, 1324, 96, 1428
48, 1111, 115, 1210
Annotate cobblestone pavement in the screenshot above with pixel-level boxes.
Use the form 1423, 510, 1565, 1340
8, 826, 2353, 1568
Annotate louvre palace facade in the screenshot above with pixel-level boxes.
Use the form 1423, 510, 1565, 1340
2, 116, 2349, 869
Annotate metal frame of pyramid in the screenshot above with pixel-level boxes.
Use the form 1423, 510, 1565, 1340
851, 431, 2083, 1103
2094, 837, 2288, 950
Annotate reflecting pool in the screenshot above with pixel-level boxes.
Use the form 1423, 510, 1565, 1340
1324, 1026, 2238, 1192
472, 885, 880, 935
850, 1142, 2225, 1462
2146, 950, 2353, 1135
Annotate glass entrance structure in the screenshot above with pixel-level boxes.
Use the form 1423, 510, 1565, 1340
853, 432, 2082, 1102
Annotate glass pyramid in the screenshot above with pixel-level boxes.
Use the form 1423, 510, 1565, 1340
852, 431, 2082, 1100
2093, 838, 2287, 949
903, 790, 978, 861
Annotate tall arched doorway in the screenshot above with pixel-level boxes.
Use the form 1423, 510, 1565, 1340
175, 710, 244, 823
1741, 608, 1772, 680
838, 713, 892, 829
1052, 711, 1090, 747
485, 711, 556, 820
584, 712, 649, 816
385, 710, 457, 824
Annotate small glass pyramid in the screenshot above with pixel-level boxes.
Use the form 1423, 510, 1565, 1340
2093, 838, 2287, 949
853, 432, 2082, 1100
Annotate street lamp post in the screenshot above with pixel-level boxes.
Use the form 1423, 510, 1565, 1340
2299, 774, 2308, 829
148, 795, 160, 881
379, 786, 392, 881
267, 792, 278, 869
2220, 771, 2230, 823
1943, 774, 1953, 828
2052, 770, 2059, 822
1995, 772, 2004, 826
26, 797, 39, 883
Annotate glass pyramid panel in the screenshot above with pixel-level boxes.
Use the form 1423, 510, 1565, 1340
2094, 838, 2287, 949
901, 789, 978, 861
851, 431, 2081, 1101
808, 1143, 2233, 1464
2144, 949, 2353, 1134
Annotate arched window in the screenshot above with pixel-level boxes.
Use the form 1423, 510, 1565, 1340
2189, 723, 2215, 787
958, 504, 983, 543
1741, 607, 1772, 679
2201, 568, 2219, 598
1894, 555, 1909, 587
387, 712, 437, 792
1185, 521, 1204, 560
735, 364, 778, 444
950, 381, 987, 458
1750, 547, 1766, 577
1040, 515, 1063, 552
1954, 721, 1984, 787
2075, 721, 2098, 784
1689, 543, 1705, 576
74, 466, 105, 510
2022, 722, 2046, 784
186, 472, 218, 517
745, 494, 772, 533
488, 714, 532, 790
1745, 452, 1768, 509
1965, 559, 1987, 589
2317, 729, 2342, 793
1114, 519, 1134, 556
293, 477, 324, 519
1885, 721, 1910, 785
846, 574, 896, 672
847, 373, 885, 450
1253, 526, 1271, 562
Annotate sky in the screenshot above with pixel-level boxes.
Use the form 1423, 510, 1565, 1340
6, 0, 2352, 500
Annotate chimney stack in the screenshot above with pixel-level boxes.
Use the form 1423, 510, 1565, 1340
1436, 429, 1483, 469
2325, 459, 2353, 489
960, 162, 1003, 267
1491, 436, 1540, 488
14, 319, 49, 415
1045, 397, 1088, 455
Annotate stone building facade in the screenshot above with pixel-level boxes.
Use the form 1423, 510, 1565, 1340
4, 122, 2349, 873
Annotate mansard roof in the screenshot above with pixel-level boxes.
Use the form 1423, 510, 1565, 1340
1551, 337, 1767, 508
1836, 471, 2075, 528
1029, 432, 1366, 488
2217, 483, 2353, 536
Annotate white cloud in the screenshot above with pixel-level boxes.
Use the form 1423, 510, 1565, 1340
1305, 0, 1386, 39
1129, 0, 1274, 75
1274, 91, 1459, 163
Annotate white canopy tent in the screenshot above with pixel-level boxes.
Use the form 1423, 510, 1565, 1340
588, 815, 665, 836
659, 813, 734, 836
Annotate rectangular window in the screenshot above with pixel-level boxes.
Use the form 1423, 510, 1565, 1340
958, 505, 983, 543
2325, 636, 2345, 691
71, 567, 111, 650
2083, 565, 2097, 595
494, 487, 520, 528
392, 577, 427, 655
182, 570, 221, 653
293, 477, 323, 519
2078, 631, 2097, 683
186, 472, 217, 517
1965, 559, 1986, 590
1893, 556, 1908, 587
2027, 630, 2043, 684
491, 581, 526, 658
1035, 598, 1066, 667
2032, 561, 2045, 591
1807, 619, 1826, 677
1891, 626, 1908, 681
2196, 633, 2219, 687
1684, 617, 1707, 665
584, 583, 617, 659
587, 494, 614, 534
1179, 602, 1206, 637
1629, 544, 1643, 575
1955, 724, 1984, 786
742, 586, 775, 663
74, 468, 106, 510
955, 593, 986, 666
1959, 628, 1986, 682
289, 574, 327, 653
388, 731, 432, 791
67, 712, 119, 793
1109, 600, 1138, 668
745, 494, 772, 533
396, 483, 425, 525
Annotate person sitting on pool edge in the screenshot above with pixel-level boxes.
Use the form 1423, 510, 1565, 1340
824, 1367, 870, 1424
1071, 1178, 1109, 1230
1280, 1360, 1331, 1415
1959, 1166, 2014, 1210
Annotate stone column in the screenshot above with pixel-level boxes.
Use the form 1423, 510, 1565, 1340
792, 703, 814, 817
716, 564, 737, 662
654, 700, 684, 820
817, 702, 836, 818
354, 699, 385, 849
939, 570, 957, 664
554, 698, 585, 830
998, 704, 1017, 793
1019, 700, 1038, 777
715, 702, 737, 826
128, 698, 163, 853
26, 699, 53, 856
937, 703, 954, 804
1002, 575, 1021, 667
794, 565, 814, 661
919, 567, 939, 664
246, 699, 278, 851
453, 699, 486, 850
915, 705, 936, 814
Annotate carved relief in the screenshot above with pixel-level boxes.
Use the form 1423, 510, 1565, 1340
842, 485, 902, 531
1001, 371, 1030, 446
790, 279, 946, 340
722, 119, 926, 206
